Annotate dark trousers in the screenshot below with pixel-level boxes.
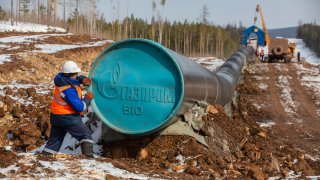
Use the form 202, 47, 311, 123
43, 113, 92, 154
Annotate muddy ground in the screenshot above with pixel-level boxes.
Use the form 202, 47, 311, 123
0, 32, 319, 179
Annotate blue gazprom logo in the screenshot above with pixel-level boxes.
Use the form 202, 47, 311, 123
97, 62, 176, 104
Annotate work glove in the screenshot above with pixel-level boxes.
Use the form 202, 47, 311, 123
83, 92, 94, 106
85, 92, 94, 100
82, 77, 92, 86
77, 75, 92, 86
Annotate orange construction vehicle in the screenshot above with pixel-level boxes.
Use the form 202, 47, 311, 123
254, 3, 296, 62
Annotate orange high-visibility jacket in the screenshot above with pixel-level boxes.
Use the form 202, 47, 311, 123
51, 85, 82, 115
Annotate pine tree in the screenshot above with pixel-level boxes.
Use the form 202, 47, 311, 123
0, 6, 6, 20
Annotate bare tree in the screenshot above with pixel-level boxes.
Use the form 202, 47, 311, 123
21, 0, 31, 22
53, 0, 57, 26
76, 0, 79, 33
88, 0, 98, 36
37, 0, 40, 23
117, 0, 121, 40
16, 0, 19, 24
11, 0, 14, 25
62, 0, 66, 29
159, 0, 166, 44
125, 0, 129, 38
151, 0, 156, 41
47, 0, 51, 26
39, 2, 46, 24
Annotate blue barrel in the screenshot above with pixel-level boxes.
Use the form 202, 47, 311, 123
89, 38, 254, 135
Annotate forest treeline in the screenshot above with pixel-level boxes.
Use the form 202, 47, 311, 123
92, 17, 244, 57
0, 0, 244, 57
297, 23, 320, 57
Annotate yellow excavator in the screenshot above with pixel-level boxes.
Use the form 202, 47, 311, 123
254, 3, 296, 62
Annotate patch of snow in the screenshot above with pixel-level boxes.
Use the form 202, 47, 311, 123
0, 81, 51, 106
7, 46, 20, 50
277, 75, 300, 122
258, 83, 268, 90
268, 176, 281, 180
257, 121, 276, 128
252, 103, 263, 110
256, 63, 269, 72
39, 160, 67, 171
91, 120, 104, 155
9, 96, 32, 105
0, 33, 71, 44
305, 153, 320, 161
0, 54, 12, 64
79, 159, 149, 179
253, 76, 269, 81
288, 38, 320, 65
191, 57, 225, 71
4, 146, 13, 151
0, 44, 10, 48
33, 40, 113, 54
0, 164, 19, 175
1, 152, 149, 179
294, 64, 320, 116
190, 56, 216, 62
286, 170, 302, 179
176, 154, 185, 165
274, 63, 289, 72
0, 21, 66, 33
34, 44, 80, 53
306, 176, 320, 179
0, 81, 51, 94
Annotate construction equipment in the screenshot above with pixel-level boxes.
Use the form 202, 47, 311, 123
241, 3, 268, 49
89, 38, 254, 135
251, 3, 296, 62
254, 3, 269, 46
241, 25, 266, 48
268, 38, 296, 62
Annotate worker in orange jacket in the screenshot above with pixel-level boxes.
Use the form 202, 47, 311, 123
42, 61, 94, 157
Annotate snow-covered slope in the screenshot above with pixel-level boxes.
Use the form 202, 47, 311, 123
0, 21, 66, 33
288, 38, 320, 65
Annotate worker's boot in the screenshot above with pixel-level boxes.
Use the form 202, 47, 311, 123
41, 151, 54, 156
81, 141, 93, 157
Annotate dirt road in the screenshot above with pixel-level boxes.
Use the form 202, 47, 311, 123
252, 62, 320, 158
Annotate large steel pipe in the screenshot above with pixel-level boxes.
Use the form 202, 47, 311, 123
89, 39, 254, 135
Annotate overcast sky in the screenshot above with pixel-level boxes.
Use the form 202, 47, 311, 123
1, 0, 319, 29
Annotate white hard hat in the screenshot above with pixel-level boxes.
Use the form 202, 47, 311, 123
61, 60, 81, 73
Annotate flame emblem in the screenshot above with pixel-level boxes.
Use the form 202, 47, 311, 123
97, 62, 121, 99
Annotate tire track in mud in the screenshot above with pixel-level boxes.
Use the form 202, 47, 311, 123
289, 64, 320, 122
267, 63, 320, 155
267, 63, 290, 122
